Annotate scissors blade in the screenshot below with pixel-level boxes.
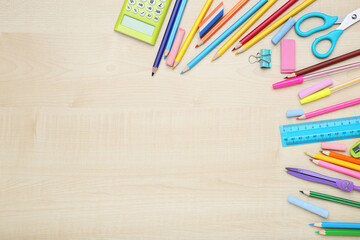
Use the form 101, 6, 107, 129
338, 8, 360, 30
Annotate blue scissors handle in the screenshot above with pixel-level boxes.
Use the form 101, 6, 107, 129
312, 29, 344, 58
295, 12, 339, 37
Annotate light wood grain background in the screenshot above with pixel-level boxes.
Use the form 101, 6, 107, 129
0, 0, 359, 239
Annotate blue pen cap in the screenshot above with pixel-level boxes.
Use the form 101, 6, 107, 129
272, 18, 296, 45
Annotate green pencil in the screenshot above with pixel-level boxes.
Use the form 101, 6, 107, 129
300, 190, 360, 208
316, 230, 360, 236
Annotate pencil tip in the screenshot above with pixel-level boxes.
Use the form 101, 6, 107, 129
300, 190, 304, 194
309, 223, 314, 226
235, 52, 239, 56
315, 231, 320, 234
309, 159, 313, 162
195, 45, 198, 48
152, 72, 154, 76
164, 56, 167, 59
232, 48, 235, 51
180, 71, 183, 75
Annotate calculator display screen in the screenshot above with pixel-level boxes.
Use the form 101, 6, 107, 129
121, 15, 155, 36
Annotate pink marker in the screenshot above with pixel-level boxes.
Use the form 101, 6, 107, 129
298, 78, 333, 99
311, 159, 360, 180
166, 28, 185, 67
297, 98, 360, 120
273, 62, 360, 89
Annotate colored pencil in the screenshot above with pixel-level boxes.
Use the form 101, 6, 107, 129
311, 222, 360, 229
213, 0, 277, 61
181, 0, 268, 74
164, 0, 188, 59
305, 152, 360, 172
235, 0, 316, 55
301, 190, 360, 209
173, 0, 213, 69
198, 2, 224, 38
316, 230, 360, 236
300, 77, 360, 104
310, 159, 360, 180
285, 49, 360, 78
273, 62, 360, 89
233, 0, 299, 51
196, 0, 249, 48
321, 151, 360, 166
298, 98, 360, 120
152, 0, 183, 76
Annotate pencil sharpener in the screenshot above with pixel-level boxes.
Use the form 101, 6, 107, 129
350, 140, 360, 158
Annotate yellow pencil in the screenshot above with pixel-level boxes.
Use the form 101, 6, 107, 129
236, 0, 316, 55
305, 152, 360, 172
213, 0, 277, 61
173, 0, 213, 69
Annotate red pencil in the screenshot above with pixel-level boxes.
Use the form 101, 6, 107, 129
232, 0, 298, 51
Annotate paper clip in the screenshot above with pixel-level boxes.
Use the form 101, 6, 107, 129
248, 49, 271, 68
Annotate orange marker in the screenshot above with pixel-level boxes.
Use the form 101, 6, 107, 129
196, 0, 249, 48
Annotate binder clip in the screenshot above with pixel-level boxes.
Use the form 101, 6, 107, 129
248, 49, 271, 68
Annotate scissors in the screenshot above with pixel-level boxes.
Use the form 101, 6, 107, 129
286, 167, 360, 192
295, 8, 360, 58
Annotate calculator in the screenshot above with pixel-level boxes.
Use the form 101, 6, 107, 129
114, 0, 172, 45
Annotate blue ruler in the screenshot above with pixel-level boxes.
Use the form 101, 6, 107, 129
280, 116, 360, 147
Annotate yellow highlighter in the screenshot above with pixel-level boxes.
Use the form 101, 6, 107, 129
213, 0, 277, 61
173, 0, 213, 69
301, 77, 360, 104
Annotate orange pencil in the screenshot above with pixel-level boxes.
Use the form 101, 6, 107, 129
321, 151, 360, 165
196, 0, 249, 48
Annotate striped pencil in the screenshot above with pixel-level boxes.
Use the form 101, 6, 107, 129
300, 190, 360, 209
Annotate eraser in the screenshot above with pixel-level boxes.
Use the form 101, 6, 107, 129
288, 195, 329, 218
321, 142, 347, 152
199, 2, 224, 38
300, 88, 331, 105
287, 109, 304, 118
281, 39, 296, 74
272, 18, 296, 45
166, 28, 185, 67
298, 78, 333, 99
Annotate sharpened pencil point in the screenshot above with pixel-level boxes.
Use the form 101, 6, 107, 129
315, 231, 320, 234
235, 52, 239, 55
180, 71, 183, 74
300, 190, 304, 194
232, 48, 236, 51
152, 72, 154, 76
309, 223, 314, 226
195, 44, 199, 48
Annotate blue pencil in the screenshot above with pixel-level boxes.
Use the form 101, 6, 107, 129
164, 0, 188, 59
152, 0, 182, 76
311, 222, 360, 229
181, 0, 268, 74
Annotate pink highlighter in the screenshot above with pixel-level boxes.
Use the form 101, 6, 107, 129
166, 28, 185, 67
298, 78, 333, 99
280, 39, 295, 74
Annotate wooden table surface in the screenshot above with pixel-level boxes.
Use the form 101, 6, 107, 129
0, 0, 359, 239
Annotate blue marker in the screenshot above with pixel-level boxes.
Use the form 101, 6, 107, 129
181, 0, 268, 74
164, 0, 188, 59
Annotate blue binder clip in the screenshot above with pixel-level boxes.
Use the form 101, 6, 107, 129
249, 49, 271, 68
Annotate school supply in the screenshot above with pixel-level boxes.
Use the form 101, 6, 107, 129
182, 0, 268, 74
164, 0, 188, 58
173, 0, 213, 69
298, 78, 333, 99
212, 0, 277, 61
235, 0, 316, 55
286, 167, 360, 192
298, 98, 360, 120
273, 62, 360, 89
351, 140, 360, 158
295, 8, 360, 58
321, 142, 347, 152
288, 195, 329, 218
321, 151, 360, 165
272, 18, 296, 45
306, 152, 360, 172
301, 190, 360, 209
316, 230, 360, 236
300, 77, 360, 104
285, 49, 360, 79
280, 116, 360, 147
152, 0, 182, 76
114, 0, 172, 45
310, 159, 360, 180
196, 0, 249, 48
287, 109, 303, 118
233, 0, 299, 51
311, 222, 360, 229
248, 49, 272, 68
280, 39, 295, 74
166, 28, 185, 66
198, 2, 224, 38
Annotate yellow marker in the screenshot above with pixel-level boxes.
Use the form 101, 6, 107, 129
213, 0, 277, 61
301, 78, 360, 104
308, 152, 360, 172
236, 0, 316, 55
173, 0, 213, 69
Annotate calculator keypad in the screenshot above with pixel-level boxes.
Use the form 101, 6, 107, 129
126, 0, 169, 23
